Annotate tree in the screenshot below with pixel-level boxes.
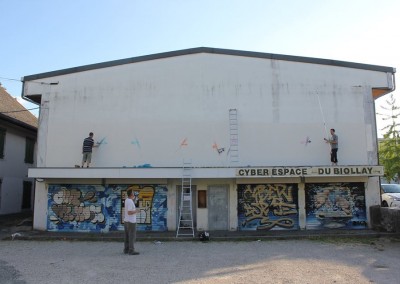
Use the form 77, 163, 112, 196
378, 94, 400, 183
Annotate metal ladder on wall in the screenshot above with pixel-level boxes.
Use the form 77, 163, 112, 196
176, 160, 194, 237
229, 109, 239, 164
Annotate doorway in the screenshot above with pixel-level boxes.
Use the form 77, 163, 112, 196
208, 185, 229, 230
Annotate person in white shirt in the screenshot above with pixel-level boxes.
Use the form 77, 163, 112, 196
124, 189, 139, 255
324, 128, 338, 166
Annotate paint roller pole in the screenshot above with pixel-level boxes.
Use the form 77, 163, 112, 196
316, 92, 329, 139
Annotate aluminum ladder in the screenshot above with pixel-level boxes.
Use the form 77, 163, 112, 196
229, 109, 239, 164
176, 160, 194, 237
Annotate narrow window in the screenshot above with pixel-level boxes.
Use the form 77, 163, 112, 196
0, 179, 2, 210
0, 128, 5, 159
198, 190, 207, 208
24, 137, 35, 164
22, 181, 32, 209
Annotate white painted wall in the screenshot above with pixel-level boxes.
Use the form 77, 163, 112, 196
24, 53, 390, 168
0, 125, 36, 214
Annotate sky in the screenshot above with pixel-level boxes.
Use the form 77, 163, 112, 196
1, 0, 399, 137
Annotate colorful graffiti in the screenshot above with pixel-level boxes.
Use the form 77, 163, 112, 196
47, 184, 168, 232
119, 185, 167, 230
305, 183, 366, 229
238, 184, 299, 231
48, 185, 106, 231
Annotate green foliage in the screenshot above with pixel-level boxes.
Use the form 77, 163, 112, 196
378, 94, 400, 182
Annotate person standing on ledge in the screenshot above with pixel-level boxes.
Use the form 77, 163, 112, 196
81, 132, 98, 168
324, 128, 338, 166
124, 189, 140, 255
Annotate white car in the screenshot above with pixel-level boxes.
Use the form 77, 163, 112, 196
381, 184, 400, 208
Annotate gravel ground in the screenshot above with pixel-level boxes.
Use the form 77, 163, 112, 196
0, 238, 399, 284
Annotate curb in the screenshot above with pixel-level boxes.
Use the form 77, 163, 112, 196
2, 229, 399, 242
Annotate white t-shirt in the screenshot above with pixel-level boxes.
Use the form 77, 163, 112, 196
124, 198, 137, 223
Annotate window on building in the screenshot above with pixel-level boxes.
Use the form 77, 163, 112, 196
0, 179, 2, 210
22, 181, 32, 209
24, 137, 35, 164
0, 128, 5, 159
198, 190, 207, 208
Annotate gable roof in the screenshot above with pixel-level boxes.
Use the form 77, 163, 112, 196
0, 84, 38, 130
22, 47, 395, 82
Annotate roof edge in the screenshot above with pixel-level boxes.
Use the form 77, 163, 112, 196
0, 113, 38, 132
22, 47, 396, 81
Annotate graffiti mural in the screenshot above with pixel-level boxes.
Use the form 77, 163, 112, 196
48, 185, 106, 232
305, 183, 366, 229
47, 184, 168, 232
238, 184, 299, 231
116, 184, 167, 231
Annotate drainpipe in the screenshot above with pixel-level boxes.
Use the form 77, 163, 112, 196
20, 80, 40, 106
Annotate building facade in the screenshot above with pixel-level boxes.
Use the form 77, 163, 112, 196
22, 47, 395, 233
0, 85, 37, 215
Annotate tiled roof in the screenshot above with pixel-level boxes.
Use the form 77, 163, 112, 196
0, 84, 38, 129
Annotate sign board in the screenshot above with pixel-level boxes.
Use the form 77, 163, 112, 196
236, 166, 384, 177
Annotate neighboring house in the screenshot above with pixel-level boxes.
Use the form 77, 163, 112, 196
22, 47, 395, 233
0, 84, 37, 215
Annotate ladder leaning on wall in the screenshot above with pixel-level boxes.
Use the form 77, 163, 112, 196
176, 160, 194, 237
229, 108, 239, 164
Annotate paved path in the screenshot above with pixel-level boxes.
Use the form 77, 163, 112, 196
1, 238, 399, 283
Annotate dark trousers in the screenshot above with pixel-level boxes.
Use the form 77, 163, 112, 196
331, 148, 338, 163
124, 222, 137, 253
